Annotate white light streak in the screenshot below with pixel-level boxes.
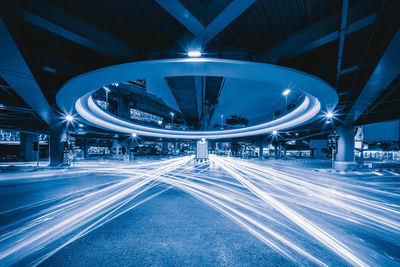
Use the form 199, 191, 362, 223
1, 156, 399, 266
75, 94, 321, 139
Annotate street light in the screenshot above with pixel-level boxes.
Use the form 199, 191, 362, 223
282, 89, 291, 96
325, 111, 335, 125
170, 112, 175, 125
65, 115, 74, 122
188, 50, 201, 57
272, 130, 278, 135
103, 86, 110, 110
283, 89, 290, 112
131, 133, 137, 138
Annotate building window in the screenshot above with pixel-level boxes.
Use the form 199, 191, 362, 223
130, 108, 162, 124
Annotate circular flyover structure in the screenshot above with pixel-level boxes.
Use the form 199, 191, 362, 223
56, 58, 338, 139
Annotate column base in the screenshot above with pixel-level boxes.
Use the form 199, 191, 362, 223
334, 161, 358, 171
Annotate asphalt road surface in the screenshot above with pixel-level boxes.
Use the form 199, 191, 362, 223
0, 157, 399, 266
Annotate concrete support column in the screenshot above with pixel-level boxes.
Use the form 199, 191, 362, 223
259, 141, 263, 160
115, 138, 128, 161
162, 142, 168, 155
49, 128, 65, 166
335, 126, 357, 170
118, 95, 130, 120
83, 141, 88, 159
337, 126, 354, 161
112, 139, 120, 160
20, 132, 36, 161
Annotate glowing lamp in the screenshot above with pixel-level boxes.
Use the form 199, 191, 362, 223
283, 89, 291, 96
65, 115, 74, 122
188, 51, 201, 57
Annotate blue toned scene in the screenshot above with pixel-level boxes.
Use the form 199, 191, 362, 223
0, 0, 400, 266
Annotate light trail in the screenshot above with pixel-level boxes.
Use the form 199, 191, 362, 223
0, 157, 192, 265
208, 156, 400, 266
0, 156, 399, 266
157, 175, 327, 266
212, 156, 368, 266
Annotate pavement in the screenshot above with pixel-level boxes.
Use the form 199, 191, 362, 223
41, 188, 292, 267
0, 157, 399, 266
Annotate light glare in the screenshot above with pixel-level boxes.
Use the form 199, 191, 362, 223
188, 51, 201, 57
65, 115, 74, 122
283, 89, 291, 96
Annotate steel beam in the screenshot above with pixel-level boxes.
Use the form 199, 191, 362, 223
191, 0, 256, 47
339, 65, 359, 75
157, 0, 255, 48
335, 0, 349, 88
155, 0, 205, 36
345, 27, 400, 124
264, 6, 377, 62
7, 0, 135, 59
0, 16, 52, 124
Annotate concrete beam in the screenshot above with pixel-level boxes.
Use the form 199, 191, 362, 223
191, 0, 256, 47
345, 27, 400, 124
7, 0, 136, 59
0, 16, 53, 124
158, 0, 255, 48
335, 0, 349, 88
155, 0, 205, 36
264, 6, 377, 62
339, 65, 359, 75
